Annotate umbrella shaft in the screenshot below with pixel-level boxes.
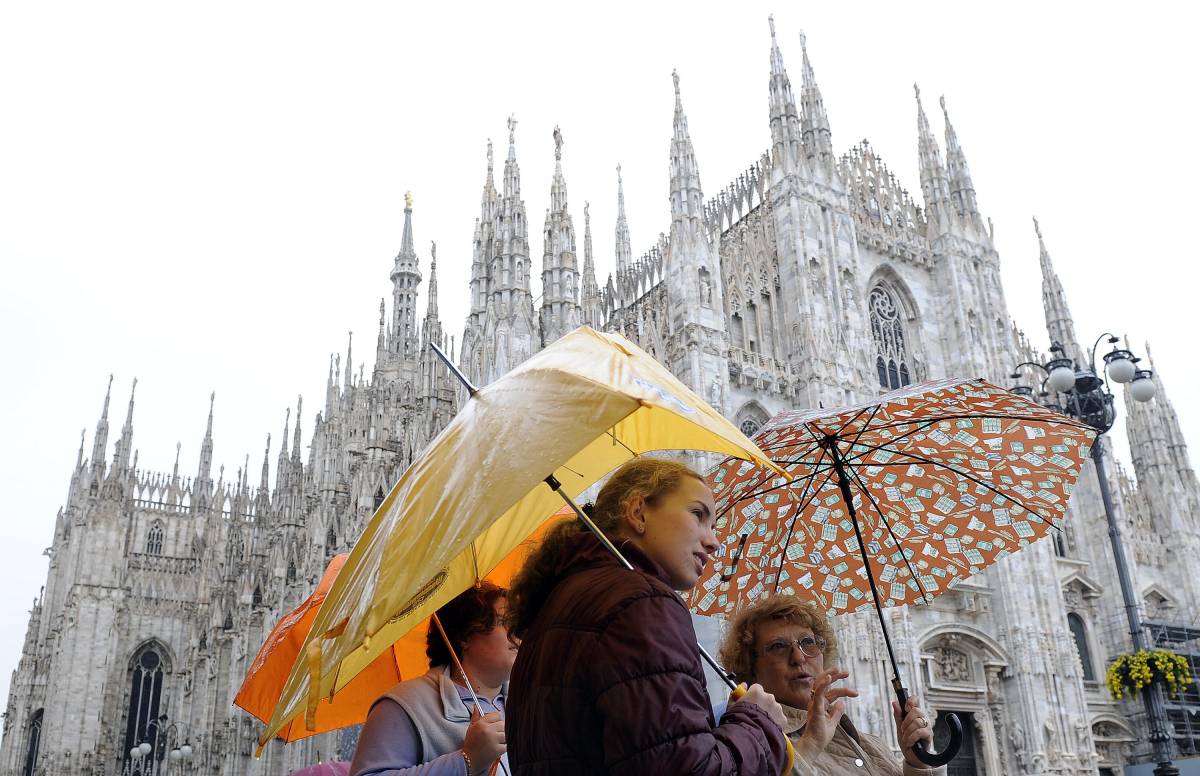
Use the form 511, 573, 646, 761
543, 475, 738, 691
430, 341, 478, 397
828, 445, 904, 684
430, 613, 485, 713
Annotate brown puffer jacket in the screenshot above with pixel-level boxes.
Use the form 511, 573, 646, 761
507, 530, 788, 776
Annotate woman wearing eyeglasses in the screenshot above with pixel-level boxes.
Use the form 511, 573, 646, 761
718, 595, 944, 775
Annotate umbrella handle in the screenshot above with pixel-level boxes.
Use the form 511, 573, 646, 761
729, 684, 795, 776
895, 685, 962, 767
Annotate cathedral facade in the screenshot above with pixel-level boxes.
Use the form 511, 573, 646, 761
4, 21, 1198, 776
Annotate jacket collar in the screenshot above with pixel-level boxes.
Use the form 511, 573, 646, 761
553, 527, 675, 588
433, 665, 507, 724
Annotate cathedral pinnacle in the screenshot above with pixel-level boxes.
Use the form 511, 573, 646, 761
940, 95, 980, 222
260, 433, 271, 493
391, 191, 422, 361
540, 124, 579, 345
504, 115, 522, 198
197, 392, 215, 486
91, 375, 114, 472
113, 378, 137, 472
615, 164, 632, 274
915, 83, 952, 234
798, 30, 833, 171
426, 240, 439, 322
1033, 217, 1082, 365
767, 17, 799, 174
582, 200, 602, 328
669, 71, 703, 220
291, 395, 303, 463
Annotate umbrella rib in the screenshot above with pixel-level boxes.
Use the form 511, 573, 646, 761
841, 441, 1061, 528
841, 417, 943, 464
839, 403, 886, 456
605, 428, 638, 457
841, 463, 935, 605
724, 458, 836, 512
770, 449, 834, 595
830, 405, 876, 440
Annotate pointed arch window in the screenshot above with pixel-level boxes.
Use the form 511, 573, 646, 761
252, 585, 263, 607
326, 528, 337, 559
869, 285, 913, 390
22, 708, 42, 776
1068, 613, 1096, 681
373, 487, 385, 511
122, 645, 166, 773
145, 521, 164, 555
286, 561, 297, 585
735, 403, 770, 440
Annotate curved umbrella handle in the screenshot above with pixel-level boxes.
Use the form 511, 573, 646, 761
895, 685, 962, 767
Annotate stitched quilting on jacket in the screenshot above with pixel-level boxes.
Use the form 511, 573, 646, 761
506, 530, 788, 776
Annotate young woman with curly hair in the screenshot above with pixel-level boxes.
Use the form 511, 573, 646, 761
350, 582, 516, 776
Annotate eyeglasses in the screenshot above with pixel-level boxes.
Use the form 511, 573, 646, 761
755, 636, 827, 660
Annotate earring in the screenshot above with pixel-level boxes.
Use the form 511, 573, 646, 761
636, 524, 645, 534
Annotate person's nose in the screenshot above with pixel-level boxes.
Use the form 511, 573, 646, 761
701, 524, 719, 554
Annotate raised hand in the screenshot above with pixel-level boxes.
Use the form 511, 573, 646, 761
795, 667, 859, 759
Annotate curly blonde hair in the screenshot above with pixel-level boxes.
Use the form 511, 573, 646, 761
506, 457, 704, 639
718, 594, 838, 685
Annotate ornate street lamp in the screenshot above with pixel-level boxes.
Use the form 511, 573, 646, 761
1010, 334, 1177, 776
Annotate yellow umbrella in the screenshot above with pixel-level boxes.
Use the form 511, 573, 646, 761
260, 326, 785, 747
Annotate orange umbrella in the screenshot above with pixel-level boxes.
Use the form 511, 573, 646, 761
235, 509, 565, 742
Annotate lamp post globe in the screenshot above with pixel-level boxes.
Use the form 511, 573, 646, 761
1048, 361, 1076, 393
138, 742, 151, 757
170, 748, 182, 761
1130, 370, 1157, 402
180, 744, 192, 759
1104, 350, 1137, 383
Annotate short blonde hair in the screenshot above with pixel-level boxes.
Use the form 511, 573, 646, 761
718, 594, 838, 684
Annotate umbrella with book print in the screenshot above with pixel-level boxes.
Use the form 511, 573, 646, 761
690, 377, 1097, 767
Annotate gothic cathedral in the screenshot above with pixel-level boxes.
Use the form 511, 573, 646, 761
5, 20, 1198, 776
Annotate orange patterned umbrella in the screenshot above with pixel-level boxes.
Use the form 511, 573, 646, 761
689, 377, 1096, 767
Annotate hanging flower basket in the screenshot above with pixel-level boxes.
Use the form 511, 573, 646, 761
1106, 649, 1193, 701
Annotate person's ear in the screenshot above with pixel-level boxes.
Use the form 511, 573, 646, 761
622, 495, 648, 536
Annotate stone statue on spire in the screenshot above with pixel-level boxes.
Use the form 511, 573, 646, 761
404, 191, 413, 209
553, 125, 563, 161
508, 114, 518, 145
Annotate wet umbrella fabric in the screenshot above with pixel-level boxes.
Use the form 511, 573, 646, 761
691, 378, 1096, 617
689, 378, 1096, 765
258, 326, 782, 746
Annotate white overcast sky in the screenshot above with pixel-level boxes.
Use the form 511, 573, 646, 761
1, 2, 1195, 703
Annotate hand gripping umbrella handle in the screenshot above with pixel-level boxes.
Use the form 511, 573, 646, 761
729, 684, 795, 776
894, 685, 962, 767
